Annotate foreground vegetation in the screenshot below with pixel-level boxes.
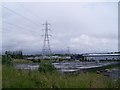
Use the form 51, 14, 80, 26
2, 55, 120, 88
0, 65, 1, 89
2, 64, 120, 88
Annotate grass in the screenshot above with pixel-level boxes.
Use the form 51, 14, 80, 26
13, 59, 33, 64
0, 65, 1, 89
2, 64, 120, 88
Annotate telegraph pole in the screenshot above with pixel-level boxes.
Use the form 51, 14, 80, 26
42, 21, 52, 57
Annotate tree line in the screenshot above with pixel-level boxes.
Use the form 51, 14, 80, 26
5, 50, 23, 59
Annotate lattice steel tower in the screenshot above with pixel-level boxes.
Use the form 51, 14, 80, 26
67, 46, 70, 54
42, 21, 51, 56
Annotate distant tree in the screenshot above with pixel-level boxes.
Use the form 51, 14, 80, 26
4, 50, 23, 59
2, 55, 13, 65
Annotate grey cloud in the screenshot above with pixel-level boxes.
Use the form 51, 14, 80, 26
2, 2, 118, 54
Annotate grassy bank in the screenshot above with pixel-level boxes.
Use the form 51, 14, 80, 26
2, 64, 120, 88
0, 65, 1, 89
13, 59, 33, 64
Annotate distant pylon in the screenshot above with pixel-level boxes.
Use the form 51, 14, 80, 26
67, 46, 70, 54
42, 21, 52, 56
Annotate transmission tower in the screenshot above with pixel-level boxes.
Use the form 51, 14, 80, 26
67, 46, 70, 55
42, 21, 52, 56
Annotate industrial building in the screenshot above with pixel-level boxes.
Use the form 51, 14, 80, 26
26, 53, 120, 61
83, 53, 120, 61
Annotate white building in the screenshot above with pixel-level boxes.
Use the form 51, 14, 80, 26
83, 53, 120, 61
27, 55, 71, 60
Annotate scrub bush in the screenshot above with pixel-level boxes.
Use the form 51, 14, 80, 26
38, 62, 56, 73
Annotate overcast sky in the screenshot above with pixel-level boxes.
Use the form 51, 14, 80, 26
2, 1, 118, 54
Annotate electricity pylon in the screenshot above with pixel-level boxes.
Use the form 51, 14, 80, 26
42, 21, 52, 57
67, 46, 70, 55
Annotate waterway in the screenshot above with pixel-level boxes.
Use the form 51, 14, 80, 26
14, 61, 120, 79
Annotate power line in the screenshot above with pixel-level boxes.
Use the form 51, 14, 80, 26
1, 5, 40, 27
3, 18, 40, 31
18, 3, 41, 21
2, 27, 40, 36
3, 20, 33, 31
3, 20, 40, 34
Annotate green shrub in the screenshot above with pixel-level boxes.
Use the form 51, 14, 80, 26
38, 62, 56, 73
2, 55, 13, 65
